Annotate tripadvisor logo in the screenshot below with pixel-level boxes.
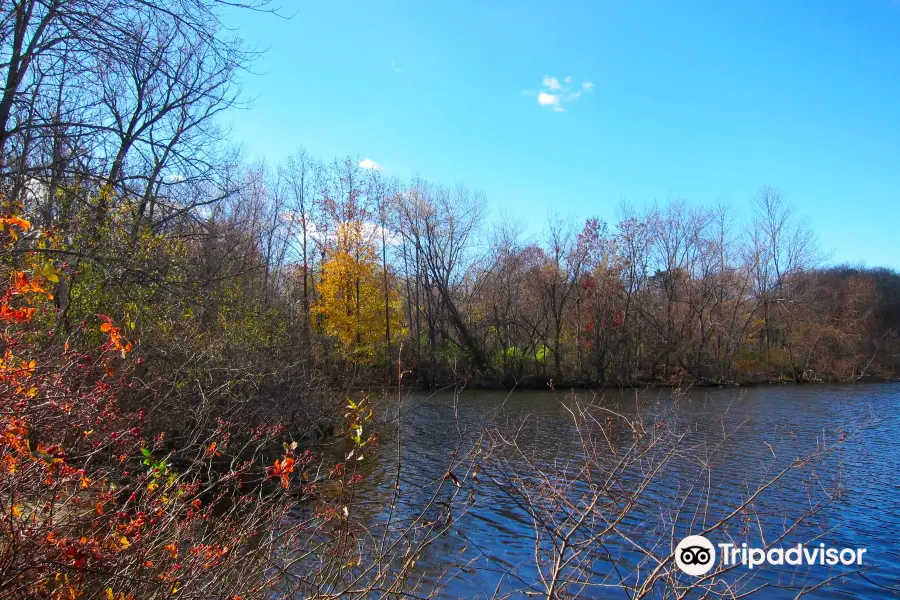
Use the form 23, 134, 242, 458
675, 534, 868, 576
675, 535, 716, 576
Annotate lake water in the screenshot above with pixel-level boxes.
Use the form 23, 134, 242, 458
314, 384, 900, 598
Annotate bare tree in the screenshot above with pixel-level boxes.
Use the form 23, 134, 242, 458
285, 147, 321, 348
396, 180, 490, 374
749, 187, 819, 380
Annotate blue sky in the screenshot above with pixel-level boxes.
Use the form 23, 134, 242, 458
225, 0, 900, 268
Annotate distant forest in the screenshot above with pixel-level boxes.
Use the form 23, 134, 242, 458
164, 160, 900, 388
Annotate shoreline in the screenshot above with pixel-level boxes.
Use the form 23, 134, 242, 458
351, 375, 900, 394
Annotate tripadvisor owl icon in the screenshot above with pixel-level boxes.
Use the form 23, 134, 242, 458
675, 535, 716, 576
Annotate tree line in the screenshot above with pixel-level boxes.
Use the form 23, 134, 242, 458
208, 154, 900, 388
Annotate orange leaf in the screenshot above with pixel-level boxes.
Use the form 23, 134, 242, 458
164, 542, 178, 558
2, 216, 31, 231
272, 456, 296, 489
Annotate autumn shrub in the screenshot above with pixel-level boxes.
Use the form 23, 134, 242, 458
0, 214, 308, 598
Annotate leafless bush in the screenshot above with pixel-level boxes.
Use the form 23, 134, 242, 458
473, 389, 851, 599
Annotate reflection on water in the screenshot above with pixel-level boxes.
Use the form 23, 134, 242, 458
310, 384, 900, 598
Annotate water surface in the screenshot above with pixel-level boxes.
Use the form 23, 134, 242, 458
322, 384, 900, 598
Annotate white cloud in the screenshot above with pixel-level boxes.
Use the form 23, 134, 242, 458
538, 92, 560, 106
527, 75, 594, 113
358, 157, 384, 170
282, 217, 401, 248
23, 177, 49, 206
391, 59, 404, 74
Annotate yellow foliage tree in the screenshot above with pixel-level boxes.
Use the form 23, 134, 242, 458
312, 222, 404, 362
